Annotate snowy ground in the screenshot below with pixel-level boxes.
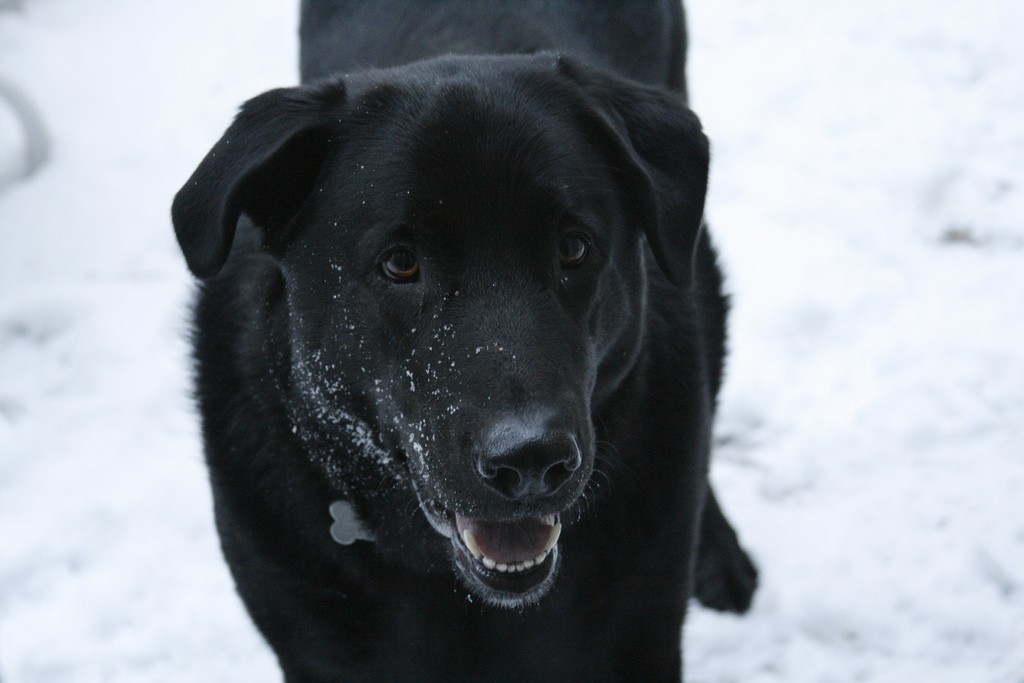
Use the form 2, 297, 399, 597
1, 0, 1021, 681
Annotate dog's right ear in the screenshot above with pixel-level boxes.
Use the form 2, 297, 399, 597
172, 81, 346, 279
554, 57, 709, 289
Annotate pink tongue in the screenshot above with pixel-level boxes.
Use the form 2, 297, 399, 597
456, 515, 554, 564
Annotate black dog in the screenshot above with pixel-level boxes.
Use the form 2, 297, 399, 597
172, 1, 756, 680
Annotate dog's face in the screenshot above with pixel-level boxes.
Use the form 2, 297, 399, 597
173, 55, 708, 607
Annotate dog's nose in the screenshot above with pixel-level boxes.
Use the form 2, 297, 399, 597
476, 424, 582, 500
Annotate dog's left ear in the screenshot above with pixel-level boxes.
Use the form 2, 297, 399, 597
557, 58, 710, 288
172, 81, 346, 279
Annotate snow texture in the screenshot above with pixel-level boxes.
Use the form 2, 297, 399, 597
1, 0, 1022, 680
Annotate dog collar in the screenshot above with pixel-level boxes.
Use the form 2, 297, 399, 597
329, 500, 376, 545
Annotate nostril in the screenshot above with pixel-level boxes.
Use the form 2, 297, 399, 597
542, 440, 581, 492
477, 459, 525, 499
490, 467, 523, 498
542, 460, 574, 493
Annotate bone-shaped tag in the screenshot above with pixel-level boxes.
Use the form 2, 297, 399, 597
329, 500, 375, 545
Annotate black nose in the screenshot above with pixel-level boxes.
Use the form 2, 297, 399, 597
477, 424, 583, 501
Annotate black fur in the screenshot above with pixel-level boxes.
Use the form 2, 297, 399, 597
172, 2, 756, 680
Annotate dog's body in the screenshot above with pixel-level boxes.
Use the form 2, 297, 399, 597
173, 1, 756, 680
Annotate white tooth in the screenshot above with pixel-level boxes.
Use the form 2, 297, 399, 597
515, 563, 526, 572
533, 550, 548, 565
523, 559, 535, 569
482, 556, 496, 570
496, 562, 508, 572
462, 529, 483, 559
542, 523, 562, 554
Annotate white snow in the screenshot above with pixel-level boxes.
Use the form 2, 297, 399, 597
1, 0, 1022, 681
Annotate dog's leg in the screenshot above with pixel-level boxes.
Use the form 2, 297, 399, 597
693, 487, 758, 613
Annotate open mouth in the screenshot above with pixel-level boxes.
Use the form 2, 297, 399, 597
457, 514, 561, 574
423, 501, 563, 606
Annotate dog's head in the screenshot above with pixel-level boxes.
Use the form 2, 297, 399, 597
173, 55, 708, 607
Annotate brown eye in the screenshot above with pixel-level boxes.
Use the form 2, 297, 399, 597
557, 234, 590, 268
381, 248, 419, 282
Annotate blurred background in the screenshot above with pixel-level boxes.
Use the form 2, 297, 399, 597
1, 1, 1022, 681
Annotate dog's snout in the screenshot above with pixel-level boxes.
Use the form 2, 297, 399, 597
477, 425, 582, 501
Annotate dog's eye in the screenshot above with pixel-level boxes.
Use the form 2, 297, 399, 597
381, 248, 420, 282
557, 234, 590, 268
